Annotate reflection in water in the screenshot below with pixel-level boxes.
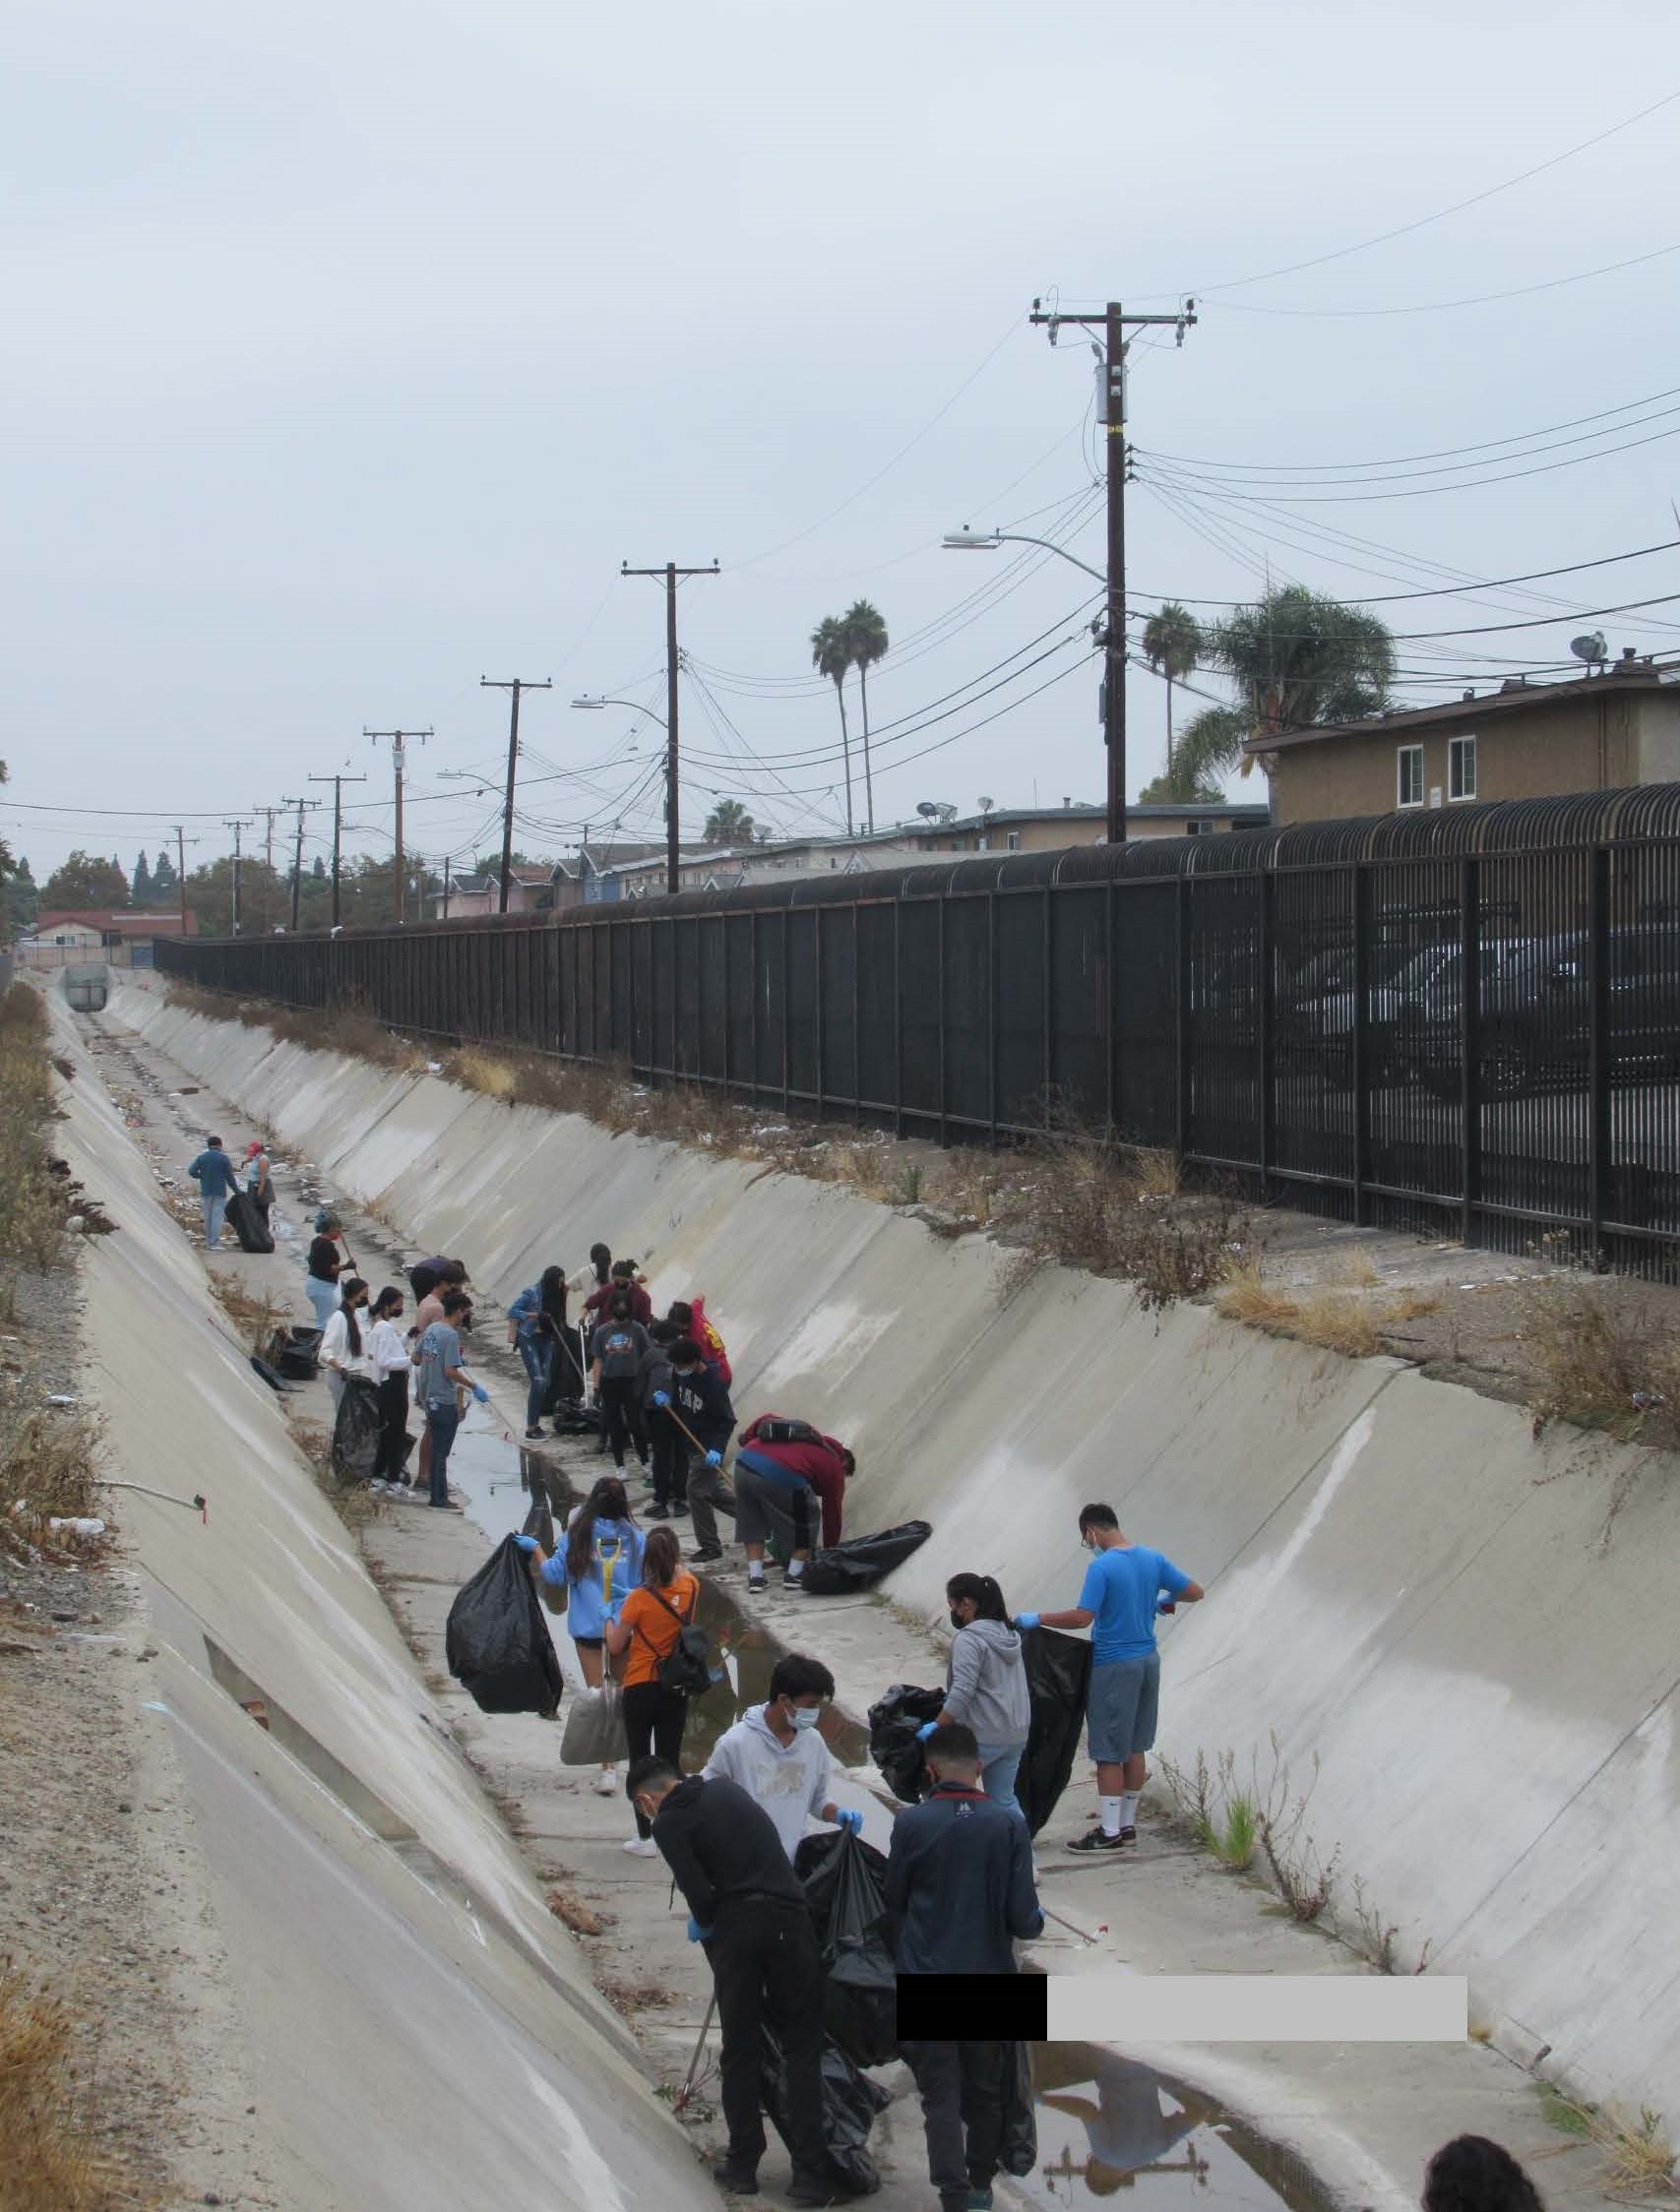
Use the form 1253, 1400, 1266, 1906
443, 1414, 869, 1769
1028, 2047, 1324, 2212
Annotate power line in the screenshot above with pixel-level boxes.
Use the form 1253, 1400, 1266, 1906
1129, 536, 1680, 608
1218, 236, 1680, 319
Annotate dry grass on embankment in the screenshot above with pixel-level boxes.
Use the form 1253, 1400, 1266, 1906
1520, 1278, 1680, 1454
0, 984, 68, 1283
0, 1412, 109, 1567
0, 1966, 126, 2212
1214, 1262, 1442, 1359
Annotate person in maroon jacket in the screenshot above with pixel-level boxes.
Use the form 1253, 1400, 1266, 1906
732, 1415, 853, 1593
581, 1259, 653, 1329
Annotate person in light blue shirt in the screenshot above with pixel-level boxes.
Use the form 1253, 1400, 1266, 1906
187, 1137, 241, 1249
517, 1476, 643, 1797
506, 1265, 568, 1440
1017, 1503, 1203, 1857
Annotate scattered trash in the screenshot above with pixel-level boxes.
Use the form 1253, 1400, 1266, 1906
45, 1393, 79, 1408
45, 1516, 106, 1539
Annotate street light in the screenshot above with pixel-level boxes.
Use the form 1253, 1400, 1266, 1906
571, 695, 667, 727
942, 528, 1107, 586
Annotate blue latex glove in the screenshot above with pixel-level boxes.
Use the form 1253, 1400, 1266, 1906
471, 1382, 489, 1404
653, 1389, 671, 1408
686, 1917, 713, 1943
915, 1720, 938, 1742
1015, 1612, 1041, 1632
705, 1448, 722, 1467
513, 1533, 538, 1554
834, 1808, 864, 1835
1156, 1594, 1177, 1616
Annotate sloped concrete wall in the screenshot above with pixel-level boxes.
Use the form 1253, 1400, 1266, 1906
117, 983, 1680, 2117
54, 993, 717, 2212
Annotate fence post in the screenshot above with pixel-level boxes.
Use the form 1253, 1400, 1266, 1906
780, 908, 790, 1114
1587, 843, 1612, 1259
1258, 871, 1274, 1194
988, 890, 1000, 1145
1174, 875, 1191, 1158
1105, 881, 1118, 1137
749, 911, 760, 1106
937, 897, 948, 1147
1460, 856, 1481, 1248
893, 902, 904, 1138
814, 904, 825, 1121
1351, 864, 1370, 1225
850, 904, 862, 1125
1041, 886, 1054, 1127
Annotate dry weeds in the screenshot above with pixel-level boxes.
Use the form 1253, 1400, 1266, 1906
0, 1965, 125, 2212
0, 1413, 107, 1565
285, 1416, 387, 1536
1521, 1281, 1680, 1453
0, 985, 66, 1279
1215, 1261, 1441, 1359
1540, 2090, 1677, 2199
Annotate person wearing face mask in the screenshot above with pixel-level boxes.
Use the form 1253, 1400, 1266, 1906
914, 1573, 1031, 1818
1015, 1504, 1204, 1855
653, 1335, 735, 1565
701, 1653, 865, 1860
319, 1276, 374, 1415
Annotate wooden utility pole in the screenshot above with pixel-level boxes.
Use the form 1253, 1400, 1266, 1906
281, 796, 321, 931
619, 560, 718, 893
221, 820, 248, 935
477, 683, 550, 914
364, 730, 430, 924
307, 772, 367, 927
255, 806, 281, 931
1028, 297, 1195, 842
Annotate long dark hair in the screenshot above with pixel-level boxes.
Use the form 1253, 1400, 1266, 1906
947, 1571, 1009, 1624
566, 1475, 632, 1581
589, 1242, 611, 1286
339, 1276, 368, 1356
372, 1285, 404, 1320
538, 1264, 567, 1332
642, 1525, 682, 1587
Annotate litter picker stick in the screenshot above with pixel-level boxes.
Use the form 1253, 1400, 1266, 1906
674, 1996, 717, 2113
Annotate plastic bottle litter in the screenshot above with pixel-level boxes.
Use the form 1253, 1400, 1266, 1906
47, 1516, 106, 1538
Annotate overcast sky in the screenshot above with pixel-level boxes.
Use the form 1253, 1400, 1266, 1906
6, 1, 1680, 882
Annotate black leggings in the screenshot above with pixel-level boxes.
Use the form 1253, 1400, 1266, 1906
622, 1682, 687, 1836
599, 1376, 649, 1468
372, 1374, 412, 1480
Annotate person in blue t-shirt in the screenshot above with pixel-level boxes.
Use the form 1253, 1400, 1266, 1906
1017, 1503, 1203, 1856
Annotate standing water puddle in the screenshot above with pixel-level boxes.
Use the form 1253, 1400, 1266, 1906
1027, 2046, 1330, 2212
441, 1410, 871, 1770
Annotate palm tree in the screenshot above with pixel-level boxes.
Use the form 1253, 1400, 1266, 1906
1165, 705, 1250, 798
1213, 584, 1394, 734
840, 599, 889, 833
1140, 602, 1202, 775
704, 798, 756, 845
810, 615, 854, 834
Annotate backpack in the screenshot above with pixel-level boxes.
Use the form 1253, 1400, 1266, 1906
756, 1415, 823, 1448
637, 1584, 712, 1697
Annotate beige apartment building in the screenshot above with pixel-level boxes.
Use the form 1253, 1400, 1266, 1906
1246, 658, 1680, 825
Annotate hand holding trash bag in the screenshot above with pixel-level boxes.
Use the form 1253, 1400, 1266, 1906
834, 1809, 863, 1835
513, 1533, 538, 1554
1014, 1612, 1040, 1631
914, 1721, 937, 1742
687, 1917, 713, 1943
444, 1534, 565, 1717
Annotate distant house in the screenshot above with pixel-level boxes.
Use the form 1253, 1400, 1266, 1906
1244, 656, 1680, 825
19, 909, 196, 970
426, 846, 671, 919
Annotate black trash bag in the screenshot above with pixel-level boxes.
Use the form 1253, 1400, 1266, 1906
331, 1376, 383, 1482
997, 2041, 1037, 2178
1016, 1626, 1094, 1839
867, 1683, 944, 1805
523, 1498, 567, 1617
801, 1519, 932, 1597
547, 1400, 597, 1437
761, 2026, 888, 2197
224, 1190, 275, 1254
249, 1353, 286, 1392
445, 1535, 564, 1717
794, 1829, 899, 2067
269, 1325, 321, 1380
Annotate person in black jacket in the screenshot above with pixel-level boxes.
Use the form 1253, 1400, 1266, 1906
885, 1723, 1043, 2212
629, 1759, 842, 2205
653, 1336, 735, 1564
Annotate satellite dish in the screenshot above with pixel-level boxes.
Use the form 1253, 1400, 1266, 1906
1570, 632, 1607, 667
977, 795, 994, 815
916, 801, 959, 824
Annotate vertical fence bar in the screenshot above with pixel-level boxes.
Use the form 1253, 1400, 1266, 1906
1258, 869, 1274, 1192
1351, 863, 1371, 1226
780, 907, 790, 1113
1041, 885, 1054, 1126
893, 902, 904, 1138
1587, 842, 1612, 1258
1460, 856, 1481, 1248
937, 898, 948, 1147
814, 904, 825, 1120
1174, 876, 1191, 1157
1105, 881, 1118, 1135
749, 910, 760, 1105
851, 903, 862, 1124
988, 890, 1000, 1145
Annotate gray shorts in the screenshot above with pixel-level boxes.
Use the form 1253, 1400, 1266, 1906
1086, 1652, 1161, 1763
732, 1463, 816, 1555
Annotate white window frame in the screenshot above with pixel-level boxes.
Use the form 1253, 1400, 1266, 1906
1448, 733, 1477, 801
1005, 829, 1022, 851
1397, 744, 1425, 809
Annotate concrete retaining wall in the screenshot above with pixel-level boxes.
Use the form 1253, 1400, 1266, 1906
53, 992, 717, 2212
117, 982, 1680, 2117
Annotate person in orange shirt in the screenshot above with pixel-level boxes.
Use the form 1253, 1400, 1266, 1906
604, 1526, 702, 1858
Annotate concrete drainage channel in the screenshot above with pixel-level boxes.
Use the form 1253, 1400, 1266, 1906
68, 989, 1646, 2212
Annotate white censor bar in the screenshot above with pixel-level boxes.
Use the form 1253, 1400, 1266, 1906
1046, 1975, 1468, 2044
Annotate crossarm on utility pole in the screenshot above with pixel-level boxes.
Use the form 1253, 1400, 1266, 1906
620, 561, 719, 895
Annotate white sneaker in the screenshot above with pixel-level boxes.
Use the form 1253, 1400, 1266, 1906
622, 1837, 658, 1858
594, 1770, 619, 1797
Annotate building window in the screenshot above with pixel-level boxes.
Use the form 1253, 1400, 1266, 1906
1397, 745, 1424, 808
1449, 733, 1477, 801
1006, 830, 1022, 851
1185, 819, 1214, 836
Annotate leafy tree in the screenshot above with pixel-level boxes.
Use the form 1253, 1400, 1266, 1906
132, 850, 153, 903
184, 856, 287, 937
1138, 770, 1224, 806
310, 854, 327, 881
5, 855, 37, 939
841, 599, 889, 833
1140, 601, 1203, 775
151, 847, 178, 901
703, 799, 756, 844
40, 850, 129, 910
810, 614, 855, 835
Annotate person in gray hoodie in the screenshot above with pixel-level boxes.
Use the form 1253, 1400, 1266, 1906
918, 1572, 1032, 1819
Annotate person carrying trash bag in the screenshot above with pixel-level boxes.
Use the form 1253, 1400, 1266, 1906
629, 1756, 854, 2206
412, 1287, 487, 1510
702, 1652, 864, 1859
653, 1336, 736, 1565
733, 1415, 852, 1595
446, 1534, 565, 1716
886, 1722, 1042, 2212
516, 1476, 642, 1800
1015, 1502, 1204, 1855
911, 1573, 1031, 1819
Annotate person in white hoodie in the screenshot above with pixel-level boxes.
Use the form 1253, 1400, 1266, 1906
701, 1653, 864, 1860
918, 1572, 1033, 1819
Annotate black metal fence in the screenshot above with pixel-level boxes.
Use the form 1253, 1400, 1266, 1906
157, 786, 1680, 1275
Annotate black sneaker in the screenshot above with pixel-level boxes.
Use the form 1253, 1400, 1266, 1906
690, 1546, 723, 1564
712, 2158, 759, 2195
523, 1427, 544, 1442
1118, 1824, 1138, 1846
671, 1500, 689, 1516
789, 2176, 858, 2207
1065, 1824, 1129, 1854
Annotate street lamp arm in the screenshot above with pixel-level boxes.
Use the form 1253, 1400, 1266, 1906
571, 695, 669, 730
942, 529, 1107, 586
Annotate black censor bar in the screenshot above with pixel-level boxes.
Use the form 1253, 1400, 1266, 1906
895, 1975, 1047, 2043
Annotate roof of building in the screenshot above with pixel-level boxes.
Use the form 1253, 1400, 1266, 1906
1245, 659, 1678, 757
32, 908, 196, 938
